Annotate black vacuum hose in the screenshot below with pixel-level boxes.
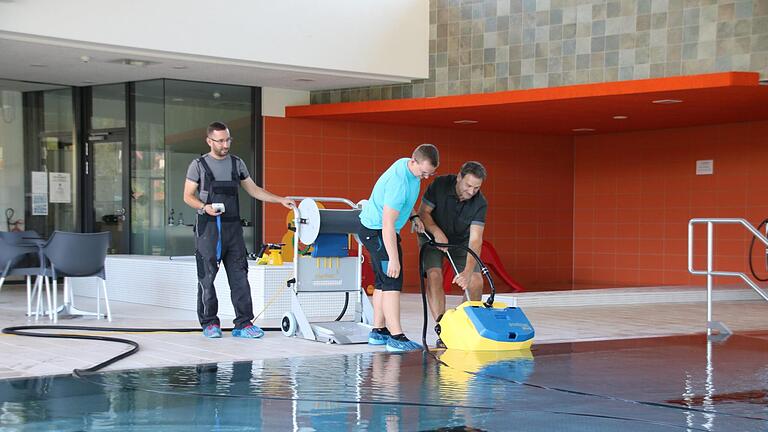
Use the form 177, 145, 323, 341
1, 325, 280, 377
335, 293, 350, 321
748, 218, 768, 282
419, 238, 496, 350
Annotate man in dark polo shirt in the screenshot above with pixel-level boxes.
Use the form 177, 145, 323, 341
417, 161, 487, 327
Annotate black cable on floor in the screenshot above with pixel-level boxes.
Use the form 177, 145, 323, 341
1, 324, 280, 377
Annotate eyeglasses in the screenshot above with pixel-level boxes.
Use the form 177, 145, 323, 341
208, 136, 233, 144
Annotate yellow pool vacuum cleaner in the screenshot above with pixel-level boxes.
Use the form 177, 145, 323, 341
419, 233, 534, 351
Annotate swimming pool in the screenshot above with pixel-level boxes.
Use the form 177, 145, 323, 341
1, 333, 766, 431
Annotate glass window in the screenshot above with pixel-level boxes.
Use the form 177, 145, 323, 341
91, 84, 126, 130
132, 80, 166, 255
131, 80, 255, 256
0, 81, 79, 236
0, 88, 25, 232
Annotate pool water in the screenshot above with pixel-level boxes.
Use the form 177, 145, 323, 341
1, 333, 767, 431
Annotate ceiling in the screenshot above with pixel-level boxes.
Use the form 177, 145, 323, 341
286, 72, 768, 135
0, 36, 409, 91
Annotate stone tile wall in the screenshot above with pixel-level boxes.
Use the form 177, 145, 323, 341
311, 0, 768, 104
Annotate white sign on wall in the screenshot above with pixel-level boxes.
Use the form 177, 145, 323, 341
32, 194, 48, 216
49, 172, 71, 203
696, 160, 713, 175
31, 171, 48, 194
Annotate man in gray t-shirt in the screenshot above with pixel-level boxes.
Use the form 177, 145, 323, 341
186, 154, 250, 204
182, 121, 294, 339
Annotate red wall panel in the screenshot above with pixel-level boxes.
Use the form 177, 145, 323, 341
574, 121, 768, 287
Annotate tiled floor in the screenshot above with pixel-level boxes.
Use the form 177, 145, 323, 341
0, 284, 766, 379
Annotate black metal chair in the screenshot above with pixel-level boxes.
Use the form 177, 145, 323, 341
38, 231, 111, 322
0, 231, 47, 317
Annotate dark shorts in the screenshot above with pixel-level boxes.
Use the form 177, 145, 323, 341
417, 235, 481, 273
358, 222, 403, 292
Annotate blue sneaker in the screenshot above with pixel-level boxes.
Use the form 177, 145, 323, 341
386, 335, 422, 352
232, 324, 264, 339
368, 328, 391, 345
202, 324, 222, 338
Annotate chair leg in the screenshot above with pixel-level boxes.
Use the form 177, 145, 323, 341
52, 278, 58, 324
43, 277, 52, 320
0, 262, 10, 294
34, 277, 43, 320
96, 279, 101, 319
68, 277, 74, 305
26, 276, 32, 316
101, 280, 111, 322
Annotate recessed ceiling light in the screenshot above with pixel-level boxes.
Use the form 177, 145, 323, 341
108, 58, 158, 67
453, 120, 478, 124
612, 115, 628, 120
172, 65, 188, 70
572, 128, 595, 132
30, 63, 47, 67
123, 59, 147, 66
294, 78, 315, 82
80, 55, 91, 63
652, 99, 683, 104
81, 80, 95, 84
171, 97, 185, 102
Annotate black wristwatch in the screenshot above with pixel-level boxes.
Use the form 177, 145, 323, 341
408, 214, 420, 222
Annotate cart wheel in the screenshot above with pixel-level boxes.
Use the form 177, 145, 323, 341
281, 312, 297, 337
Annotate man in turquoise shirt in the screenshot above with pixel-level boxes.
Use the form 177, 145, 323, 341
358, 143, 439, 352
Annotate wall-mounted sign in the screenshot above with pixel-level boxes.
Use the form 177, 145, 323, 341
696, 160, 713, 176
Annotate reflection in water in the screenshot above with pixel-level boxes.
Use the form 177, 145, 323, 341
1, 334, 768, 431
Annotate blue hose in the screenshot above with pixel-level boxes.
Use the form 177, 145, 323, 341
216, 214, 222, 262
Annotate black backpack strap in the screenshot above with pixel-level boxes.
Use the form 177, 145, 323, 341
230, 155, 240, 181
230, 155, 247, 181
197, 156, 215, 203
230, 155, 245, 214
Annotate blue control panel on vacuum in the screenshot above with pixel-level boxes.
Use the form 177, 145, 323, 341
464, 306, 535, 342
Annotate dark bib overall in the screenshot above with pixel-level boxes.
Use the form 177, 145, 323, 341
195, 156, 253, 329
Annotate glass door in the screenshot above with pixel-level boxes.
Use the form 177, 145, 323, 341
89, 132, 129, 253
88, 83, 130, 253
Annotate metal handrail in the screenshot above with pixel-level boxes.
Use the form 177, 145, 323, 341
688, 218, 768, 336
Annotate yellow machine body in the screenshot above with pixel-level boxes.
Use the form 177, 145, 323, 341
438, 301, 535, 351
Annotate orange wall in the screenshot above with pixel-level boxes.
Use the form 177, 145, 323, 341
263, 116, 574, 292
573, 121, 768, 287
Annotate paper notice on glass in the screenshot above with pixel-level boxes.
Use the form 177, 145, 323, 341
32, 171, 48, 194
49, 172, 71, 203
32, 194, 48, 215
